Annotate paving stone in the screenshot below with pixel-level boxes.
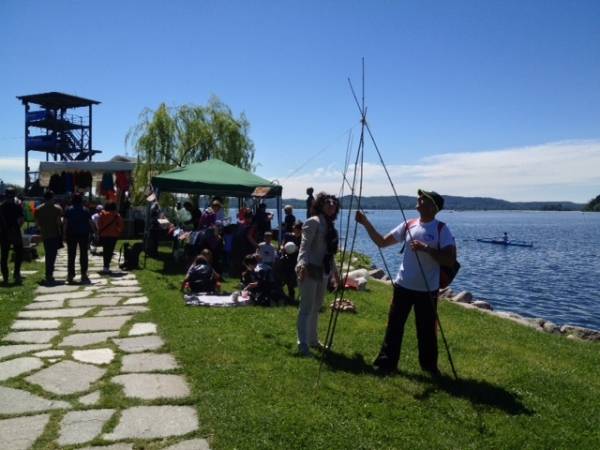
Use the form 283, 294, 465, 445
112, 374, 190, 399
11, 319, 61, 330
70, 297, 122, 307
95, 306, 149, 316
0, 343, 51, 360
48, 358, 60, 363
129, 322, 157, 336
0, 386, 71, 414
73, 348, 115, 365
97, 286, 142, 294
79, 390, 101, 405
79, 444, 133, 450
35, 291, 92, 302
35, 284, 81, 294
58, 409, 115, 446
123, 296, 149, 305
20, 270, 38, 275
72, 316, 132, 332
59, 331, 119, 347
25, 299, 65, 309
0, 356, 44, 381
113, 336, 165, 353
18, 307, 93, 319
0, 414, 50, 450
117, 273, 137, 279
110, 279, 139, 286
84, 285, 102, 291
103, 405, 198, 440
164, 438, 211, 450
26, 360, 106, 395
35, 349, 66, 358
120, 353, 179, 372
2, 330, 59, 344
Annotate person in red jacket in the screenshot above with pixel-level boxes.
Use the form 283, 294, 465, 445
97, 202, 124, 274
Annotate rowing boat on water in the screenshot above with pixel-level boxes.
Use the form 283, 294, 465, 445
476, 238, 534, 248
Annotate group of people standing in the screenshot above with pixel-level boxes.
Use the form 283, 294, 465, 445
0, 189, 124, 286
295, 188, 456, 377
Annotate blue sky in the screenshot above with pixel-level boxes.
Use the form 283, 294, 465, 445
1, 0, 599, 201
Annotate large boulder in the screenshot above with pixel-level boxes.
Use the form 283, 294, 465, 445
542, 321, 561, 335
368, 268, 386, 280
451, 291, 473, 303
472, 300, 493, 310
347, 269, 369, 280
438, 287, 454, 299
560, 325, 600, 341
356, 277, 368, 291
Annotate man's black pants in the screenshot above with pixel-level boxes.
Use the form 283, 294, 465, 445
1, 237, 23, 282
102, 237, 117, 269
67, 235, 89, 280
43, 238, 60, 281
374, 285, 438, 372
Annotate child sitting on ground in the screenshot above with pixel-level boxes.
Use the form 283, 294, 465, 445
257, 231, 276, 266
241, 254, 282, 306
182, 254, 219, 294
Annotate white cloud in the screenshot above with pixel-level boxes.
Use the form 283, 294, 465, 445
272, 140, 600, 202
0, 157, 41, 186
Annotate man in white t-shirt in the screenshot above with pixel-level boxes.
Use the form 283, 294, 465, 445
356, 189, 456, 377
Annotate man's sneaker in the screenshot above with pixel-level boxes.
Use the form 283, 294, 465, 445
14, 275, 23, 285
100, 268, 110, 275
310, 342, 328, 352
80, 276, 91, 284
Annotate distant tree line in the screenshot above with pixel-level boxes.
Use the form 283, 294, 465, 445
270, 195, 585, 211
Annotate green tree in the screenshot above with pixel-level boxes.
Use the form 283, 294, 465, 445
583, 194, 600, 212
126, 96, 255, 204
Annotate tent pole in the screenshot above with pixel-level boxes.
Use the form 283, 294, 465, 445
276, 195, 282, 245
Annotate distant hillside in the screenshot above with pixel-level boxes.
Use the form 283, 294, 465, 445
269, 195, 584, 211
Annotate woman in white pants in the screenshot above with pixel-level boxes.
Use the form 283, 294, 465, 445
296, 193, 340, 356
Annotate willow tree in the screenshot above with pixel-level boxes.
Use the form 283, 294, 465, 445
126, 96, 255, 203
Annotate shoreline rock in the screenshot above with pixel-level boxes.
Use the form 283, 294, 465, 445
441, 289, 600, 342
370, 274, 599, 342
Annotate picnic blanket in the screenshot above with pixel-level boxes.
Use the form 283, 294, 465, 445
184, 292, 251, 307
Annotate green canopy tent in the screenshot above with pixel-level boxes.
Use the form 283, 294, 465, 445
151, 159, 282, 198
148, 159, 283, 250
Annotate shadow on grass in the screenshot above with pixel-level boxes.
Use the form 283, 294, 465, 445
407, 372, 534, 416
323, 350, 533, 416
143, 250, 188, 275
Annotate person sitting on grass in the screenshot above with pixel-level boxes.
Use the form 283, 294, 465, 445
241, 253, 282, 306
182, 254, 219, 294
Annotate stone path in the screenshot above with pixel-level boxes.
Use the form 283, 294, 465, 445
0, 250, 210, 450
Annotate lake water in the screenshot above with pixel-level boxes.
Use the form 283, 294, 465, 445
289, 209, 600, 331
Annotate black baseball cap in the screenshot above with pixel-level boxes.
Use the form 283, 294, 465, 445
418, 189, 444, 212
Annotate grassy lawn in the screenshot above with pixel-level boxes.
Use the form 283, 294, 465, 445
136, 246, 600, 450
0, 257, 44, 337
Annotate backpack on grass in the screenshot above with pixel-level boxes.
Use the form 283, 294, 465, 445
119, 242, 144, 271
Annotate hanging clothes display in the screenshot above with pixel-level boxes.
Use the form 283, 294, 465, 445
101, 172, 115, 194
115, 171, 130, 191
64, 172, 74, 192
